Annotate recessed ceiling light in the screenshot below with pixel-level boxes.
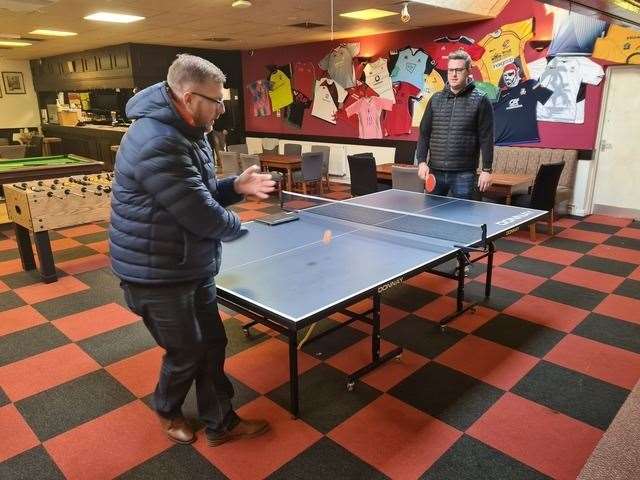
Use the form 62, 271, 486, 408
29, 29, 77, 36
340, 8, 398, 20
0, 40, 32, 47
231, 0, 252, 8
83, 12, 145, 23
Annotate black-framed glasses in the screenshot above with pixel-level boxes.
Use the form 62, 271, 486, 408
447, 68, 467, 75
190, 91, 225, 108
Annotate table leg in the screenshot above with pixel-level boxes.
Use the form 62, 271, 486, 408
287, 167, 293, 192
14, 224, 36, 271
372, 292, 381, 361
33, 230, 57, 283
505, 189, 512, 205
485, 242, 495, 299
288, 330, 299, 418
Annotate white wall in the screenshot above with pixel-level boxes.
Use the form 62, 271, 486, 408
0, 59, 41, 129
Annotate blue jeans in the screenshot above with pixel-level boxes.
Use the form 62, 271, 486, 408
430, 169, 479, 200
121, 277, 239, 436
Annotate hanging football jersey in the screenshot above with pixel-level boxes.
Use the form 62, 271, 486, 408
285, 90, 312, 129
474, 81, 500, 102
292, 61, 317, 99
247, 80, 272, 117
536, 56, 604, 124
593, 24, 640, 64
411, 70, 445, 127
311, 78, 347, 124
383, 82, 421, 136
548, 12, 608, 57
268, 65, 293, 111
477, 19, 534, 86
318, 42, 360, 89
494, 79, 553, 145
363, 58, 395, 102
337, 82, 378, 128
345, 96, 394, 139
426, 36, 485, 70
389, 47, 436, 90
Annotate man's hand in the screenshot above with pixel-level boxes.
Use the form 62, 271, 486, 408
417, 162, 429, 180
234, 165, 276, 199
478, 171, 492, 192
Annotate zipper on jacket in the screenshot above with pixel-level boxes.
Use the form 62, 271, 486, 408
445, 95, 457, 167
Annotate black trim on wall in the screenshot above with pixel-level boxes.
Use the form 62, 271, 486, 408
245, 131, 417, 164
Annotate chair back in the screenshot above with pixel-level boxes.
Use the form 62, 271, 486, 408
218, 151, 241, 175
227, 143, 248, 154
391, 165, 423, 192
311, 145, 330, 175
261, 137, 279, 154
0, 144, 27, 159
530, 162, 565, 211
301, 152, 323, 181
283, 143, 302, 156
25, 135, 44, 157
347, 153, 378, 196
239, 153, 261, 171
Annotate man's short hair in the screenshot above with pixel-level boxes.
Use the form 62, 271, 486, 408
167, 54, 226, 91
447, 50, 472, 70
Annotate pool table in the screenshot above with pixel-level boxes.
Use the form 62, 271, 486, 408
0, 154, 105, 185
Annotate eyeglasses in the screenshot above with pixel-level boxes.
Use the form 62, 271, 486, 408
190, 91, 225, 108
447, 68, 467, 75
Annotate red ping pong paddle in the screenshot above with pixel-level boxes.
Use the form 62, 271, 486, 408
425, 173, 436, 193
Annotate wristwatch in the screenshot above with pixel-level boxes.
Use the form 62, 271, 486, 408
481, 168, 493, 174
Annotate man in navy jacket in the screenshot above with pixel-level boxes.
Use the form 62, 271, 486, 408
110, 54, 274, 446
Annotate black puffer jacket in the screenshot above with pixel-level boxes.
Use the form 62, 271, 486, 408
109, 82, 243, 285
416, 82, 494, 172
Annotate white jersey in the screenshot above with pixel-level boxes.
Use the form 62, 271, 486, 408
311, 78, 347, 124
536, 56, 604, 124
363, 58, 395, 103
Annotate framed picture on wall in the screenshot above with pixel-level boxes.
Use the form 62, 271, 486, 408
2, 71, 26, 94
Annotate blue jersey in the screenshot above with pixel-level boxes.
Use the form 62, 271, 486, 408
390, 47, 436, 90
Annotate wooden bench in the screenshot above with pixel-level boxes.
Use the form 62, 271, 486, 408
489, 146, 578, 211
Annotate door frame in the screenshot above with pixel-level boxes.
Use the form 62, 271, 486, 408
586, 64, 640, 215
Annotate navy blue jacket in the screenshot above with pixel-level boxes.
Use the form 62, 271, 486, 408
109, 82, 243, 284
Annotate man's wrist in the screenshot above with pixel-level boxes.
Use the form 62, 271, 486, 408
481, 168, 493, 174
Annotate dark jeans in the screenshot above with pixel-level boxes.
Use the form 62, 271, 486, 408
120, 277, 239, 436
430, 169, 479, 200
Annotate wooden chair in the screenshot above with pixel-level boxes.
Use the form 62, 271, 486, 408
283, 143, 302, 156
347, 153, 389, 196
25, 135, 44, 157
311, 145, 331, 191
391, 165, 423, 192
512, 162, 565, 241
218, 151, 241, 176
292, 152, 324, 194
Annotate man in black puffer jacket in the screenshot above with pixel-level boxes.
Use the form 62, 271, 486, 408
110, 54, 274, 447
416, 50, 494, 199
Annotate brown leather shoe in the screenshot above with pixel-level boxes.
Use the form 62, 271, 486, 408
157, 414, 196, 444
207, 418, 270, 447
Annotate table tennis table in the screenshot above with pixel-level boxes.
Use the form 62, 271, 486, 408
216, 189, 546, 416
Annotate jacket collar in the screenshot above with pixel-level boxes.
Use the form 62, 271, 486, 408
444, 80, 476, 98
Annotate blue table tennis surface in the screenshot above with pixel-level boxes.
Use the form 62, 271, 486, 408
217, 190, 546, 323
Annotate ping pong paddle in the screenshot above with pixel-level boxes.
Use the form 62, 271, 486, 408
425, 173, 436, 193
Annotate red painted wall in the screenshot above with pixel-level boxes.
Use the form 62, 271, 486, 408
241, 0, 606, 150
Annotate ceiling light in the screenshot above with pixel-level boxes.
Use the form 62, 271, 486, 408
83, 12, 145, 23
29, 29, 77, 36
231, 0, 252, 8
0, 40, 32, 47
340, 8, 398, 20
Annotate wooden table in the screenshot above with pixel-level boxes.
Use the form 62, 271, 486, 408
42, 137, 62, 156
260, 153, 301, 191
485, 173, 535, 204
376, 163, 534, 204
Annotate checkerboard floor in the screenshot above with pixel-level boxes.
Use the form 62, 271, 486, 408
1, 185, 639, 479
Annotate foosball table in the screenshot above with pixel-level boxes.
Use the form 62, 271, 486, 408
3, 173, 113, 283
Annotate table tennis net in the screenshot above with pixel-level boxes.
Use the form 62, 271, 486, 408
281, 192, 486, 248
